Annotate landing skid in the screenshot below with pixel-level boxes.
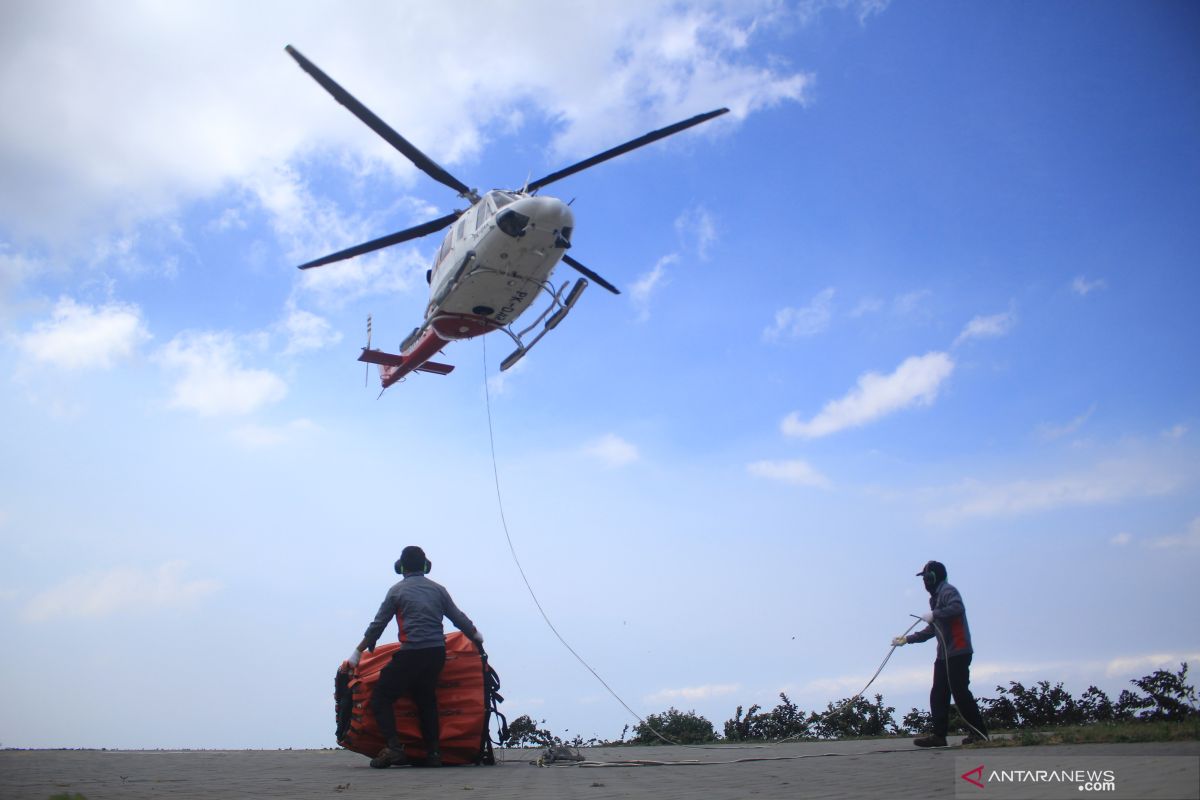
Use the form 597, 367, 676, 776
499, 278, 588, 371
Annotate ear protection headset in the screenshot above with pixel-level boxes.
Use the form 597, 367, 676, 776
919, 561, 947, 587
394, 556, 432, 575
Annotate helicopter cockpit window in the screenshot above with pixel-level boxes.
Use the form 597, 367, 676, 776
475, 201, 488, 231
455, 217, 467, 240
491, 191, 516, 209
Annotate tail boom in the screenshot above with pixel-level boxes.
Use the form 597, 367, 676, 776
358, 329, 456, 389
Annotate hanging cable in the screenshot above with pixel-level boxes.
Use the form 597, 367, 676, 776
926, 615, 990, 742
481, 338, 678, 743
854, 619, 921, 702
774, 618, 921, 744
479, 340, 969, 751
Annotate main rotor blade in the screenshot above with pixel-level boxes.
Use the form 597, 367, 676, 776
297, 212, 461, 270
526, 108, 730, 193
562, 254, 620, 295
285, 45, 474, 199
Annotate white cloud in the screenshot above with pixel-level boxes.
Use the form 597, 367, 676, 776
540, 7, 812, 162
644, 683, 740, 705
850, 297, 884, 318
674, 206, 717, 259
1071, 275, 1107, 296
231, 418, 317, 449
15, 297, 150, 369
791, 0, 893, 26
1110, 532, 1132, 546
582, 433, 640, 467
1163, 424, 1188, 440
280, 308, 341, 355
0, 246, 48, 322
892, 289, 932, 317
848, 290, 931, 322
1036, 404, 1096, 441
763, 287, 835, 341
157, 331, 287, 416
210, 207, 247, 232
486, 350, 528, 396
796, 664, 934, 698
630, 254, 677, 322
926, 458, 1185, 525
251, 165, 430, 309
783, 351, 954, 438
1, 2, 812, 246
747, 459, 831, 489
22, 560, 220, 622
1103, 652, 1200, 678
1150, 517, 1200, 549
954, 309, 1016, 346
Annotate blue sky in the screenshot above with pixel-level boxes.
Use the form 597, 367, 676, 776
1, 0, 1198, 749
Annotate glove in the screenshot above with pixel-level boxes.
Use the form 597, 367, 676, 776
891, 635, 907, 647
918, 611, 933, 623
348, 648, 362, 668
470, 630, 485, 645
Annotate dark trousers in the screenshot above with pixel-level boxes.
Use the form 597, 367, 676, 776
931, 653, 988, 738
370, 646, 446, 751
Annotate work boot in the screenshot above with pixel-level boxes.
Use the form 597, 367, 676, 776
913, 734, 948, 748
423, 749, 442, 768
962, 733, 989, 745
369, 745, 409, 768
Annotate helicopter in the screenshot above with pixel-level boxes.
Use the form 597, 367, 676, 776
286, 45, 728, 390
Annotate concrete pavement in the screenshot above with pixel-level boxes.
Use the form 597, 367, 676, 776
3, 739, 1197, 799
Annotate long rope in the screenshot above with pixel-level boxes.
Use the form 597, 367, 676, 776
480, 338, 670, 741
854, 620, 919, 701
929, 615, 990, 741
774, 618, 920, 745
478, 340, 957, 751
508, 743, 955, 768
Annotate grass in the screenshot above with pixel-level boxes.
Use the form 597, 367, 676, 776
973, 720, 1200, 748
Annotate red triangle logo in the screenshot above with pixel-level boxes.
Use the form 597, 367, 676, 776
961, 764, 985, 789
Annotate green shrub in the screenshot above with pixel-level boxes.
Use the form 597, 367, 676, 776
811, 694, 897, 739
503, 715, 558, 748
724, 693, 810, 741
1132, 663, 1199, 721
631, 707, 717, 744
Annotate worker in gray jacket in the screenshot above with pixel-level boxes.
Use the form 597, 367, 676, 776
893, 560, 989, 747
347, 545, 483, 768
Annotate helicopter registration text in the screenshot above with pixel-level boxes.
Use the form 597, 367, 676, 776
493, 290, 530, 324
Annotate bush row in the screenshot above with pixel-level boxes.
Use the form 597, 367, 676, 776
502, 662, 1199, 747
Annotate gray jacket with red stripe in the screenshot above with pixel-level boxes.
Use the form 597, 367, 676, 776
905, 580, 973, 660
363, 574, 478, 651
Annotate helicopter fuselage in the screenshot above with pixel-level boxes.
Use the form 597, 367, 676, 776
428, 191, 573, 335
362, 190, 578, 387
285, 44, 726, 391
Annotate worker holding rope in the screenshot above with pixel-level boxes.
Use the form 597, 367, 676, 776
892, 560, 989, 747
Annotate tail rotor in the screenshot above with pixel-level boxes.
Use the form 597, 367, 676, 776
364, 315, 372, 388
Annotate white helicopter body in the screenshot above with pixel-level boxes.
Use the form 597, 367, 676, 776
286, 45, 725, 390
